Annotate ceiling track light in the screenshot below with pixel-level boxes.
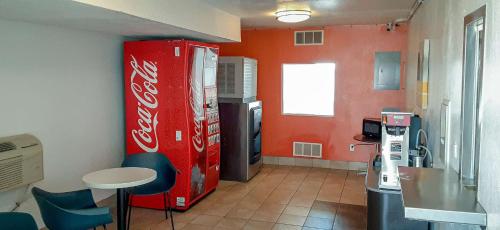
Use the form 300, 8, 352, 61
275, 10, 311, 23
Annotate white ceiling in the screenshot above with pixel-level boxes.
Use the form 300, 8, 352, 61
205, 0, 415, 28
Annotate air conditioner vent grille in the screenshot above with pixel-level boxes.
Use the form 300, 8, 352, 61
295, 30, 324, 45
0, 155, 23, 190
0, 142, 16, 153
293, 142, 322, 158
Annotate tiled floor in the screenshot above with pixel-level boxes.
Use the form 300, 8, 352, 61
103, 165, 367, 230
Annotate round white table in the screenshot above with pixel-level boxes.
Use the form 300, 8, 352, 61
83, 167, 157, 230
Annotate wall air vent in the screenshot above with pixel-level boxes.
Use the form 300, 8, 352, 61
295, 30, 324, 45
293, 142, 322, 158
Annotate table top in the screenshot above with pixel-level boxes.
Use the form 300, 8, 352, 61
83, 167, 157, 189
399, 167, 486, 226
353, 134, 381, 144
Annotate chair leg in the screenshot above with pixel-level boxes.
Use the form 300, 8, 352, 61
127, 194, 133, 230
167, 192, 174, 230
163, 192, 168, 220
103, 225, 107, 230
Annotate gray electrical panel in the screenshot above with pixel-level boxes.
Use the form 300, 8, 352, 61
374, 52, 401, 90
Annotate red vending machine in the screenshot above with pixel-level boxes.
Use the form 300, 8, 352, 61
124, 40, 220, 210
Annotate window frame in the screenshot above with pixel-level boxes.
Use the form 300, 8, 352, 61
281, 62, 336, 117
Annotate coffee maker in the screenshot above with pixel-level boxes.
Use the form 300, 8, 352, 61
379, 111, 413, 190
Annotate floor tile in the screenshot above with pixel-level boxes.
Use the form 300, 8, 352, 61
238, 197, 265, 210
272, 223, 303, 230
250, 210, 282, 222
277, 214, 307, 226
308, 208, 336, 220
316, 189, 341, 203
182, 223, 213, 230
289, 197, 315, 208
190, 214, 222, 226
258, 203, 287, 214
151, 220, 187, 230
332, 204, 367, 230
339, 187, 365, 206
283, 205, 310, 216
214, 217, 247, 229
244, 220, 275, 230
201, 203, 236, 216
226, 207, 256, 219
303, 216, 334, 229
265, 189, 295, 204
103, 166, 367, 230
174, 212, 200, 223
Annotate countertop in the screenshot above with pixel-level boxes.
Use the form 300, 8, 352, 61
399, 167, 487, 226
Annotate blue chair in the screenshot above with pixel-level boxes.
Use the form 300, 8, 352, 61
121, 152, 177, 230
32, 187, 113, 230
0, 212, 38, 230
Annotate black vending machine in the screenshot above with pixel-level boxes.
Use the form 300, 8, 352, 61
218, 100, 262, 181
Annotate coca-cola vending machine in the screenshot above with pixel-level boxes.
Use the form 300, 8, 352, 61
124, 40, 220, 210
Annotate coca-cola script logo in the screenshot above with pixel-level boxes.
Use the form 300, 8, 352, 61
129, 55, 159, 152
189, 60, 205, 153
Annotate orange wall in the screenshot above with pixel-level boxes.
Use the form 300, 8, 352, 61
218, 25, 407, 162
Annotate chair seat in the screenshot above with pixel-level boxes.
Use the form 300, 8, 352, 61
0, 212, 38, 230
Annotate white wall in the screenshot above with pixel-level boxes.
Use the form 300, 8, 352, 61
406, 0, 500, 229
0, 19, 124, 227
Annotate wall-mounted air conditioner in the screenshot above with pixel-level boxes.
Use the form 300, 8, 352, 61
217, 56, 257, 102
0, 134, 43, 192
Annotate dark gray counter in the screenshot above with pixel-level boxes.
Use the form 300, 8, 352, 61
365, 158, 429, 230
399, 167, 487, 226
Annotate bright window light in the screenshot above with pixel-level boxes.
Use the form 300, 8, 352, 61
282, 63, 335, 116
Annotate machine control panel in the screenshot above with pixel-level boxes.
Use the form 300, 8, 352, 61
204, 86, 220, 147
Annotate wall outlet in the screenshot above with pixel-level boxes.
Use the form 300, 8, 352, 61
349, 144, 355, 152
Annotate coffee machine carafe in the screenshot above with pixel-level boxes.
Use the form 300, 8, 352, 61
379, 111, 413, 190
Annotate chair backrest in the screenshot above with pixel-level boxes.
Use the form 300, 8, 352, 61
122, 152, 177, 195
32, 187, 70, 230
0, 212, 38, 230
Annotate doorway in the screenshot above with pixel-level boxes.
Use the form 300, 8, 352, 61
460, 6, 486, 187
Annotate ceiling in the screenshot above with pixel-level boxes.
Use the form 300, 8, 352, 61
0, 0, 240, 42
205, 0, 415, 28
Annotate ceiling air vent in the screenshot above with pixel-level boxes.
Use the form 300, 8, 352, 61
293, 142, 322, 158
295, 30, 324, 46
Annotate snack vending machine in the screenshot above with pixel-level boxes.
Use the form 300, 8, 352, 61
124, 40, 220, 210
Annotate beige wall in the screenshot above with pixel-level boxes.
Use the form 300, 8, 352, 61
406, 0, 500, 228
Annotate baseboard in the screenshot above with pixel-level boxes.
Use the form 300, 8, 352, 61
263, 156, 368, 171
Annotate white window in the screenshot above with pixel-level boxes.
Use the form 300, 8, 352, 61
282, 63, 335, 116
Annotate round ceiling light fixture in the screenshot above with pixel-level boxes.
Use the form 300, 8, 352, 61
275, 10, 311, 23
